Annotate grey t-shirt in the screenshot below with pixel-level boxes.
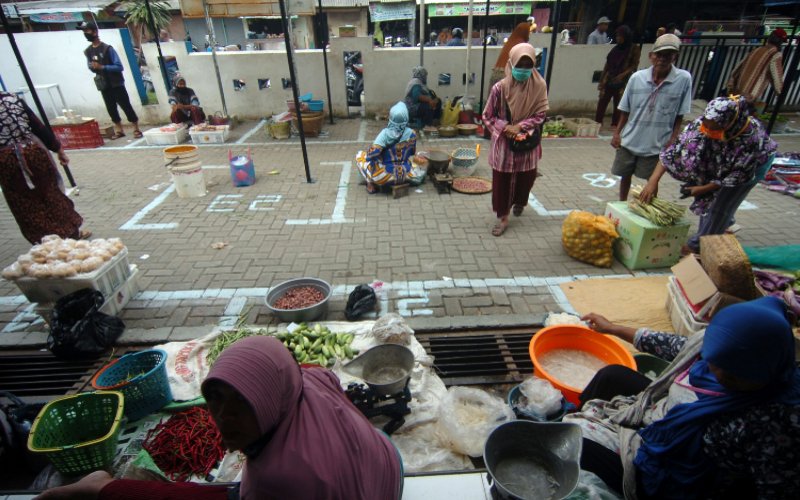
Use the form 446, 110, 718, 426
617, 65, 693, 156
587, 30, 610, 45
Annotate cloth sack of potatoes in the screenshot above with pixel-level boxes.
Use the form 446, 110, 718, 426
561, 211, 618, 268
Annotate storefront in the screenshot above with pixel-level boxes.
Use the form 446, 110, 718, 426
369, 1, 417, 44
323, 0, 370, 38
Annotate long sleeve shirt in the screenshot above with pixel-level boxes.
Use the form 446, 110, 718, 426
482, 83, 545, 173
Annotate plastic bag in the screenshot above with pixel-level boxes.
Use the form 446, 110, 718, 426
371, 313, 414, 345
544, 312, 585, 327
517, 377, 563, 418
441, 97, 462, 127
0, 391, 47, 472
345, 284, 377, 320
47, 288, 125, 359
562, 211, 618, 268
391, 423, 474, 473
437, 386, 515, 457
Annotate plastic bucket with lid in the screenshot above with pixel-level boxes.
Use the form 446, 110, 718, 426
164, 146, 206, 198
528, 325, 636, 406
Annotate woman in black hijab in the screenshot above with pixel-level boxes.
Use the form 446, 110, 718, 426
169, 76, 206, 125
595, 26, 640, 127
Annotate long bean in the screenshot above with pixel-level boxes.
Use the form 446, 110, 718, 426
206, 328, 269, 366
629, 186, 686, 226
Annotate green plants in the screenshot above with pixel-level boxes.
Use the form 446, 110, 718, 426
122, 0, 172, 44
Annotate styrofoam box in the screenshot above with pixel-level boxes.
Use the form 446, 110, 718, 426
666, 276, 708, 336
143, 125, 188, 145
14, 248, 131, 304
34, 265, 139, 319
189, 126, 230, 144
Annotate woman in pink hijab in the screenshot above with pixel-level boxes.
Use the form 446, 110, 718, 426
36, 336, 402, 500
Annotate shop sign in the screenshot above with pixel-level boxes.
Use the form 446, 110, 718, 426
30, 12, 85, 23
369, 1, 416, 22
428, 2, 532, 17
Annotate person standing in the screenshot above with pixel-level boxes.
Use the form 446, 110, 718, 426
610, 34, 692, 201
79, 22, 142, 140
639, 96, 776, 255
588, 17, 612, 45
727, 28, 787, 104
489, 22, 532, 88
595, 25, 641, 127
0, 93, 89, 244
482, 44, 549, 237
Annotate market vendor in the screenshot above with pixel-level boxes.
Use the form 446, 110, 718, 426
639, 95, 777, 255
570, 297, 799, 498
403, 66, 442, 128
35, 336, 403, 500
169, 76, 206, 126
356, 101, 424, 193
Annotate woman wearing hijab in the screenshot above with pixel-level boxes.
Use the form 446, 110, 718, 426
404, 66, 441, 128
595, 25, 640, 127
356, 102, 423, 193
36, 336, 403, 500
489, 22, 532, 89
640, 95, 777, 254
169, 76, 206, 125
482, 44, 549, 236
574, 296, 800, 498
0, 92, 89, 244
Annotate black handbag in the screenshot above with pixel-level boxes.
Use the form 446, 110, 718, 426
503, 100, 541, 152
94, 74, 108, 91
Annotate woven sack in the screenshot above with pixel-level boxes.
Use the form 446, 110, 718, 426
699, 234, 759, 300
562, 211, 618, 268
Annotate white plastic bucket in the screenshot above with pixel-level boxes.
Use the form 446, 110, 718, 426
169, 161, 206, 198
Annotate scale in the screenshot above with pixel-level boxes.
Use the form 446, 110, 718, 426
342, 344, 414, 435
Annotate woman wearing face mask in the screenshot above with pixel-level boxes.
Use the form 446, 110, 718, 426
35, 336, 403, 500
482, 43, 549, 236
573, 297, 800, 498
639, 96, 776, 255
356, 101, 424, 194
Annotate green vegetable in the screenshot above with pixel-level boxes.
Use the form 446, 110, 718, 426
206, 327, 270, 366
273, 323, 358, 366
628, 186, 687, 226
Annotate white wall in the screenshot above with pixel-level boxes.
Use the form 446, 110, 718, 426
0, 29, 149, 124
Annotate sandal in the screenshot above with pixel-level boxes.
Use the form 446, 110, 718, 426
110, 132, 126, 140
491, 222, 509, 237
133, 130, 144, 139
78, 229, 93, 240
512, 205, 524, 217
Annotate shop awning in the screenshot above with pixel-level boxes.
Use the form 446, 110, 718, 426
322, 0, 370, 7
369, 1, 416, 22
16, 0, 116, 15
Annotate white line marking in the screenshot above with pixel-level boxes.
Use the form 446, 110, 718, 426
528, 192, 571, 217
119, 184, 179, 230
285, 161, 365, 225
125, 137, 147, 148
236, 119, 267, 144
1, 303, 36, 333
357, 120, 368, 142
739, 200, 758, 210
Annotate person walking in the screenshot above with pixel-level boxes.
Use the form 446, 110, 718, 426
0, 92, 89, 244
595, 25, 640, 127
639, 96, 776, 255
79, 22, 142, 140
610, 34, 692, 201
727, 28, 787, 104
588, 17, 612, 45
482, 44, 549, 237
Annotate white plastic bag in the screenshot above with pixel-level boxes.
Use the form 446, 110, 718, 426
391, 423, 473, 473
436, 387, 515, 457
517, 377, 562, 418
371, 313, 414, 345
544, 312, 585, 327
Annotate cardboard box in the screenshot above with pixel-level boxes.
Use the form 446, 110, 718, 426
671, 254, 744, 321
605, 202, 690, 270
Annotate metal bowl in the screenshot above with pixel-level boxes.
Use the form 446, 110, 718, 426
425, 150, 451, 175
457, 124, 478, 136
438, 126, 458, 137
264, 277, 331, 323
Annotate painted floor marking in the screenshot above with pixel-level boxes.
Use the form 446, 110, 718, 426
285, 161, 364, 225
357, 120, 368, 142
528, 192, 572, 217
236, 119, 267, 144
119, 184, 179, 231
125, 137, 147, 148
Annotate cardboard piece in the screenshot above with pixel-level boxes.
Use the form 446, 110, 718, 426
605, 202, 690, 270
671, 255, 745, 321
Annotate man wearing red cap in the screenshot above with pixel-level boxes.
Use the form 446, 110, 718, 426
727, 28, 787, 102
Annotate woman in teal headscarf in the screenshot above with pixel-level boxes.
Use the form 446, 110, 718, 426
356, 102, 424, 193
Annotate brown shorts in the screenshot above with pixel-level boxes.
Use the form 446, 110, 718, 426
611, 147, 659, 180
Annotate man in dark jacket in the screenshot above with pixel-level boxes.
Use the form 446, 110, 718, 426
79, 22, 142, 140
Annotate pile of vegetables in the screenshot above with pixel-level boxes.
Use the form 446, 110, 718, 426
628, 186, 686, 226
276, 323, 358, 367
754, 270, 800, 320
542, 121, 574, 137
206, 327, 269, 366
142, 407, 225, 481
561, 211, 618, 268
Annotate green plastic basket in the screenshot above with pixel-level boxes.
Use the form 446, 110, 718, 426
27, 391, 125, 476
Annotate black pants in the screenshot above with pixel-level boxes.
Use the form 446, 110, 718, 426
101, 86, 138, 124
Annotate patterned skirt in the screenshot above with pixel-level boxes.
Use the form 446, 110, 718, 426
355, 150, 424, 187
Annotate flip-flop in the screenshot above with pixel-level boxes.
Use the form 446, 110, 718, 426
110, 132, 126, 140
133, 130, 144, 139
512, 205, 524, 217
492, 222, 509, 237
78, 229, 93, 240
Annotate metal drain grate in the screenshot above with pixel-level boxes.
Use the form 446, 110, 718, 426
416, 328, 537, 386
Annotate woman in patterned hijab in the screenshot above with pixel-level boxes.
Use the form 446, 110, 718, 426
0, 92, 88, 243
640, 96, 776, 254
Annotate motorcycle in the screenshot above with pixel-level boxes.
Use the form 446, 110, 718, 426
345, 51, 364, 107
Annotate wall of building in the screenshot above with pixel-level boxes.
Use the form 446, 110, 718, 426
326, 9, 369, 38
183, 17, 247, 49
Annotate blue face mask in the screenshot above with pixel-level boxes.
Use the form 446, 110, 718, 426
511, 67, 533, 82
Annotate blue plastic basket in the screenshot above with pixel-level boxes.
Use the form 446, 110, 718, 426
307, 100, 324, 112
91, 349, 172, 422
299, 93, 313, 102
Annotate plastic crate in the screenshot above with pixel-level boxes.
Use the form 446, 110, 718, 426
189, 125, 229, 144
33, 264, 138, 320
14, 248, 131, 304
143, 125, 188, 145
563, 118, 601, 138
27, 391, 124, 476
92, 349, 173, 422
52, 119, 105, 150
666, 277, 708, 336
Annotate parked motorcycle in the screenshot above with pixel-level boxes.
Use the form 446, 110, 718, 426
345, 51, 364, 107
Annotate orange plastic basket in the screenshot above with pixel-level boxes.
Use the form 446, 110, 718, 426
528, 325, 636, 405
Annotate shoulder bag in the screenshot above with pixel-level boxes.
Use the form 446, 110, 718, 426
499, 91, 541, 152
